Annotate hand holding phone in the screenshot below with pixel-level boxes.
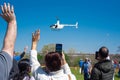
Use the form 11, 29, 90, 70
95, 51, 99, 60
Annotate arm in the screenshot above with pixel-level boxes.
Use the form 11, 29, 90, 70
14, 46, 27, 61
30, 29, 40, 67
30, 30, 47, 79
61, 53, 70, 74
61, 53, 76, 80
0, 3, 16, 79
20, 52, 25, 59
0, 3, 17, 57
20, 46, 28, 58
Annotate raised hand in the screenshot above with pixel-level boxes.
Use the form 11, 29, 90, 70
31, 29, 40, 50
0, 3, 16, 23
24, 46, 28, 52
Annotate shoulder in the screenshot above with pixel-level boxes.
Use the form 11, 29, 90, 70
0, 51, 13, 79
92, 63, 101, 74
0, 51, 12, 65
0, 51, 11, 59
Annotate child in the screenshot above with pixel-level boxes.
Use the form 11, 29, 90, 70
16, 58, 35, 80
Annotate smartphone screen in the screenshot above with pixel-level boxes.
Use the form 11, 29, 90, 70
55, 44, 62, 54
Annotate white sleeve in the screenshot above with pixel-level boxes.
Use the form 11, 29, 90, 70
30, 50, 47, 79
30, 50, 40, 70
61, 63, 76, 80
61, 63, 71, 74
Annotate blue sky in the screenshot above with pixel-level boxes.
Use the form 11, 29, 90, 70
0, 0, 120, 54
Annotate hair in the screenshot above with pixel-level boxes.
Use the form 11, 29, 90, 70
18, 58, 31, 72
45, 52, 62, 72
98, 46, 109, 58
15, 58, 31, 80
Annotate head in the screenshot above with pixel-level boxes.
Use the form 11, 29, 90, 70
45, 52, 62, 72
85, 58, 88, 62
18, 58, 31, 73
98, 46, 109, 60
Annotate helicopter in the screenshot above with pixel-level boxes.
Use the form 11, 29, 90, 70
50, 19, 78, 30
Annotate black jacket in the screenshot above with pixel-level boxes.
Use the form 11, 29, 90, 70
90, 60, 114, 80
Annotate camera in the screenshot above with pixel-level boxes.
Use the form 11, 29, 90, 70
55, 44, 62, 54
95, 51, 99, 60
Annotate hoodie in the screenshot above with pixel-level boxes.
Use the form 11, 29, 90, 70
90, 60, 114, 80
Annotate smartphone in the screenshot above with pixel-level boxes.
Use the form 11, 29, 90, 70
95, 51, 99, 60
55, 44, 62, 54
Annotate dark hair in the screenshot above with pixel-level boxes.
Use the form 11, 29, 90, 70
18, 58, 31, 72
45, 52, 62, 72
16, 58, 31, 80
99, 46, 109, 58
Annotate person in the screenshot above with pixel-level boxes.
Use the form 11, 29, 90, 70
90, 46, 114, 80
0, 3, 17, 80
118, 61, 120, 77
14, 46, 28, 61
12, 58, 35, 80
82, 58, 92, 80
30, 30, 76, 80
9, 46, 28, 79
79, 59, 84, 74
9, 58, 19, 80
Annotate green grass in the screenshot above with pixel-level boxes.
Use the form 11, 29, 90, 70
71, 67, 120, 80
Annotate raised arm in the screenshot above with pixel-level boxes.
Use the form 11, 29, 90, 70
30, 30, 41, 72
61, 53, 76, 80
30, 29, 40, 65
20, 46, 28, 58
0, 3, 17, 79
0, 3, 17, 57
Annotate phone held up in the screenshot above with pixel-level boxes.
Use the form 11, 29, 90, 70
95, 51, 99, 60
55, 44, 62, 55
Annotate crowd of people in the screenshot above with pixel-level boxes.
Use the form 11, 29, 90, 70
0, 2, 119, 80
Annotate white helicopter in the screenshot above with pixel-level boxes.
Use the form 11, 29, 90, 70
50, 19, 78, 30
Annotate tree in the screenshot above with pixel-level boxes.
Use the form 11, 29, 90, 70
67, 48, 76, 54
41, 44, 55, 54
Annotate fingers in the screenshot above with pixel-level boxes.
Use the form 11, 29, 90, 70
1, 3, 14, 14
32, 32, 35, 37
3, 3, 7, 13
1, 5, 4, 14
37, 29, 40, 34
0, 3, 16, 23
7, 3, 11, 13
32, 29, 40, 42
37, 29, 40, 40
11, 5, 14, 13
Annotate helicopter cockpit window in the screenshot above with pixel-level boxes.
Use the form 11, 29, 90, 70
55, 25, 58, 28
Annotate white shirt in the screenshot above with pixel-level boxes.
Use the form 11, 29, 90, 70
23, 76, 35, 80
30, 50, 76, 80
